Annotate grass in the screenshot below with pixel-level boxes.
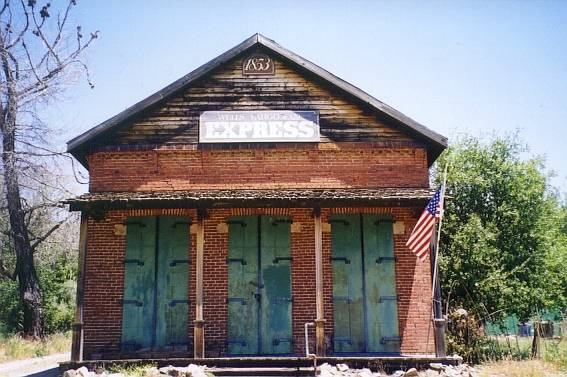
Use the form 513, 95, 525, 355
105, 362, 158, 376
0, 332, 71, 362
492, 336, 567, 370
477, 359, 565, 377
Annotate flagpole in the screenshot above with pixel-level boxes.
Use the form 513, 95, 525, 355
432, 163, 448, 301
431, 161, 449, 357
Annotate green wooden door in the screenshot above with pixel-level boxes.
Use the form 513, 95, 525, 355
121, 216, 190, 352
227, 216, 292, 355
227, 216, 259, 355
331, 215, 364, 352
122, 217, 157, 351
156, 216, 191, 348
331, 214, 400, 354
363, 215, 400, 353
260, 216, 292, 354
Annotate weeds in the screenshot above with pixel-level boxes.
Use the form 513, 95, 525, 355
0, 332, 71, 362
106, 362, 157, 376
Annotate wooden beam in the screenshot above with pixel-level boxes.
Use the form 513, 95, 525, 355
313, 208, 326, 356
194, 210, 206, 358
71, 214, 88, 362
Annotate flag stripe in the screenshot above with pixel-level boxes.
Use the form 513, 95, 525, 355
405, 186, 443, 261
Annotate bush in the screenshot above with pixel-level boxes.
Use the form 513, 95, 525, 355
446, 309, 530, 364
0, 256, 76, 336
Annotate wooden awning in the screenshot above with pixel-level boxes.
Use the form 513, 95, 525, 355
64, 188, 435, 211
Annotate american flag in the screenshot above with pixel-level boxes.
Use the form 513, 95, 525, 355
406, 186, 444, 261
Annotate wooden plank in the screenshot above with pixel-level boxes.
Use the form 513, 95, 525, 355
194, 213, 205, 358
363, 215, 400, 353
227, 216, 259, 355
156, 216, 190, 349
313, 210, 325, 356
71, 214, 88, 362
260, 216, 292, 355
330, 215, 364, 353
121, 217, 156, 351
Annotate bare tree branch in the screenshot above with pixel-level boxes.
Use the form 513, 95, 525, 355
30, 218, 65, 251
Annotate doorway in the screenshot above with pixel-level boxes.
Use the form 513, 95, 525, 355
227, 216, 293, 355
331, 214, 400, 354
120, 216, 191, 352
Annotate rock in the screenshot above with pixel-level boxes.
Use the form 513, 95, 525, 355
145, 367, 161, 377
319, 363, 337, 377
404, 368, 418, 377
159, 366, 172, 374
77, 366, 91, 377
429, 363, 444, 371
424, 369, 440, 377
337, 364, 349, 372
167, 368, 182, 377
63, 370, 77, 377
393, 371, 405, 377
186, 364, 208, 377
356, 368, 373, 377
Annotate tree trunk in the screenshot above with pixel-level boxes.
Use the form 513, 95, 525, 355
0, 36, 44, 338
1, 110, 44, 338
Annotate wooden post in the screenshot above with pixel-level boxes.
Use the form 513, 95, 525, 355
531, 321, 540, 358
314, 208, 326, 356
431, 242, 446, 357
71, 213, 88, 362
194, 210, 206, 358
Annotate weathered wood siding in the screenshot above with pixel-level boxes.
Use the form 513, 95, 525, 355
104, 47, 416, 147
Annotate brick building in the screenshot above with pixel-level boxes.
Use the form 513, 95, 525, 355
65, 34, 448, 362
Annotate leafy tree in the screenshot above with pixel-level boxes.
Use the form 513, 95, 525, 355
435, 134, 567, 322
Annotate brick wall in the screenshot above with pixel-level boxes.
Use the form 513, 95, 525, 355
87, 143, 429, 192
82, 206, 433, 359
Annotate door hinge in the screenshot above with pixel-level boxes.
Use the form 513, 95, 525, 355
170, 259, 191, 267
272, 256, 292, 264
227, 257, 247, 265
376, 256, 397, 264
124, 259, 144, 266
330, 256, 351, 264
379, 296, 398, 303
121, 299, 143, 307
169, 299, 190, 307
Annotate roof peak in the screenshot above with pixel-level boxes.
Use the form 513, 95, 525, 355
67, 33, 447, 165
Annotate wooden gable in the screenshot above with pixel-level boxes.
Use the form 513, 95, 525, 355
111, 46, 413, 146
68, 34, 446, 167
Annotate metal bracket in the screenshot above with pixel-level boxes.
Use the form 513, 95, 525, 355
169, 299, 190, 307
379, 296, 398, 303
272, 337, 292, 346
376, 256, 397, 264
273, 256, 292, 264
124, 259, 144, 266
381, 336, 402, 344
227, 257, 247, 265
330, 256, 351, 264
121, 299, 143, 307
170, 259, 191, 267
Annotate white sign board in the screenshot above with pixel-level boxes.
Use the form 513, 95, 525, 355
199, 111, 320, 143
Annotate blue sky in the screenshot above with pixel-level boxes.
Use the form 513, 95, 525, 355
44, 0, 567, 193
